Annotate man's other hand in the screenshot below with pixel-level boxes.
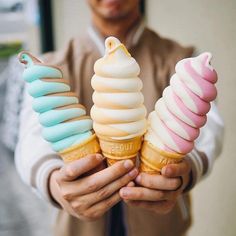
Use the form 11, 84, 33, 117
120, 159, 191, 214
49, 154, 138, 221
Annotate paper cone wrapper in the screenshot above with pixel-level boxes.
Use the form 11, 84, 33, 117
59, 134, 101, 163
140, 141, 184, 174
97, 135, 142, 166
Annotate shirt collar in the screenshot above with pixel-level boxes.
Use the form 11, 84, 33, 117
87, 19, 145, 56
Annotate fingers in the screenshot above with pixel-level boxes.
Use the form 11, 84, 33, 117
58, 154, 105, 181
127, 181, 135, 187
63, 166, 137, 220
135, 173, 182, 191
161, 159, 191, 178
70, 160, 135, 196
80, 168, 138, 207
120, 186, 177, 201
79, 193, 121, 221
120, 187, 160, 201
85, 161, 106, 176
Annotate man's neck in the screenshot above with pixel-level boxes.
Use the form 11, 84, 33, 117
91, 10, 141, 44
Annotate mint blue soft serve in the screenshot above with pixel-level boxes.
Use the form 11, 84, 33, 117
19, 52, 93, 152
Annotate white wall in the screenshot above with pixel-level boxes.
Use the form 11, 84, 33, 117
52, 1, 236, 235
52, 0, 90, 49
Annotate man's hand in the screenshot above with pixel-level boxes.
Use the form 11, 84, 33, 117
119, 159, 191, 214
49, 154, 138, 221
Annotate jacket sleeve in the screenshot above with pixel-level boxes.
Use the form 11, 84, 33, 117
15, 88, 63, 206
184, 101, 224, 191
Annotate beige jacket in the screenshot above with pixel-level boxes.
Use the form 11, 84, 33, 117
15, 22, 224, 236
45, 25, 193, 236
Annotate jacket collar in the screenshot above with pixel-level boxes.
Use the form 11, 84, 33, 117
87, 19, 145, 55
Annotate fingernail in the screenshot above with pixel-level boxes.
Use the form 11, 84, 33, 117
128, 168, 138, 177
121, 188, 129, 197
66, 167, 75, 177
124, 160, 133, 169
135, 175, 141, 183
96, 154, 105, 161
164, 167, 172, 176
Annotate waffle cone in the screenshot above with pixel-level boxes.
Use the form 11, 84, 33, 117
140, 141, 184, 174
59, 134, 100, 163
97, 135, 142, 166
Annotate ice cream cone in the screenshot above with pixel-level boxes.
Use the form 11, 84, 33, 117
140, 141, 184, 174
140, 52, 218, 174
59, 134, 100, 163
97, 135, 142, 166
91, 37, 147, 166
19, 51, 101, 164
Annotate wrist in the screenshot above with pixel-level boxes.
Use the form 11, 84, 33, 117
48, 168, 62, 208
182, 169, 193, 193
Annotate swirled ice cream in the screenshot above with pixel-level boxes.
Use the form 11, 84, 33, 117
144, 52, 218, 155
91, 37, 147, 140
18, 52, 100, 162
91, 36, 147, 165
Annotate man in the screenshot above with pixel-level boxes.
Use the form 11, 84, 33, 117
15, 0, 224, 235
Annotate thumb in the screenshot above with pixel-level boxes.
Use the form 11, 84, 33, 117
58, 154, 105, 181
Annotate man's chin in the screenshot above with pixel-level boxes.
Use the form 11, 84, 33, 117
99, 9, 129, 20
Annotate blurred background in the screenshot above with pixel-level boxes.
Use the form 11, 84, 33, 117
0, 0, 235, 235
